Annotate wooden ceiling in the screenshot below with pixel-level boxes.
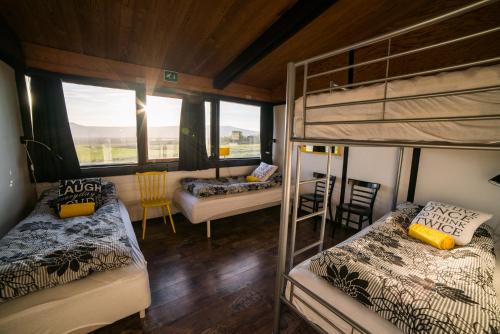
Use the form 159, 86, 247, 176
1, 0, 499, 101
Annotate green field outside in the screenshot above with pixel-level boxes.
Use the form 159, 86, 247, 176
75, 143, 260, 165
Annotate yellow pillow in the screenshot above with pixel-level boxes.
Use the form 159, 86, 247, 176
59, 202, 95, 218
246, 175, 261, 182
408, 223, 455, 250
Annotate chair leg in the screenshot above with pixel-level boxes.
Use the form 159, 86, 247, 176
161, 206, 167, 225
369, 214, 373, 225
313, 201, 318, 231
207, 220, 211, 238
166, 204, 176, 233
141, 207, 148, 240
358, 214, 363, 231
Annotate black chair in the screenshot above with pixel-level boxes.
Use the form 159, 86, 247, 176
299, 172, 336, 228
334, 178, 380, 234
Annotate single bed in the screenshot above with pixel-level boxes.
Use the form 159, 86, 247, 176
174, 186, 282, 238
284, 207, 500, 334
0, 201, 151, 334
293, 64, 500, 145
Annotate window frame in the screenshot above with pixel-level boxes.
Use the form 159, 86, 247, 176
27, 69, 269, 177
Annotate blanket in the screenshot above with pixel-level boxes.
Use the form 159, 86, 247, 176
181, 173, 281, 198
309, 203, 500, 334
0, 182, 132, 302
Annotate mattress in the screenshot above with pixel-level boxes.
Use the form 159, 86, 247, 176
286, 219, 500, 334
293, 64, 500, 145
0, 201, 151, 334
174, 186, 282, 224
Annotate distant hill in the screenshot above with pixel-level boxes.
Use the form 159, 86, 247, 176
69, 123, 258, 139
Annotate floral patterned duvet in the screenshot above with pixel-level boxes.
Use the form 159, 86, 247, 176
0, 182, 132, 303
181, 173, 281, 198
309, 203, 500, 334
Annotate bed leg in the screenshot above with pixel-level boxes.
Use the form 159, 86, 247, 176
139, 309, 146, 319
207, 220, 211, 238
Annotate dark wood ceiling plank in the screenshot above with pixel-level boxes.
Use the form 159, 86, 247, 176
212, 0, 337, 89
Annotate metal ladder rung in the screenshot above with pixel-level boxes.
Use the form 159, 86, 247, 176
299, 177, 327, 185
296, 210, 326, 222
294, 241, 322, 256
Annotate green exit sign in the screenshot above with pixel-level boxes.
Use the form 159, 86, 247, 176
164, 70, 178, 82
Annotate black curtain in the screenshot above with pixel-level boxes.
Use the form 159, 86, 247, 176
178, 95, 209, 171
260, 103, 274, 164
31, 75, 81, 182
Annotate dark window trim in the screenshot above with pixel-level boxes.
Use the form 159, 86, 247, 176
26, 68, 268, 178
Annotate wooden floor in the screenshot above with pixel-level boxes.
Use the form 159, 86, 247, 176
94, 206, 355, 334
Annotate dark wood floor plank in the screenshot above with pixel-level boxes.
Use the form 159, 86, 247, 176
93, 206, 355, 334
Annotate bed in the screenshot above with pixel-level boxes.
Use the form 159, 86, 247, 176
293, 64, 500, 145
174, 185, 282, 238
284, 205, 500, 334
0, 195, 151, 333
274, 1, 500, 332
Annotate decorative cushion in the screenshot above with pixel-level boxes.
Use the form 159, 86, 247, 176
410, 201, 492, 245
250, 162, 278, 182
246, 175, 261, 182
58, 178, 102, 214
59, 202, 95, 218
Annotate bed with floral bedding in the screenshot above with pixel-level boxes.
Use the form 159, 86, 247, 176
181, 172, 281, 198
0, 182, 133, 302
308, 203, 500, 334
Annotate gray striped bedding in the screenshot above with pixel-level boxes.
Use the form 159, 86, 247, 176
0, 182, 132, 303
309, 203, 500, 334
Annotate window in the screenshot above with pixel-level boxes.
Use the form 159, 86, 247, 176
146, 95, 182, 160
219, 101, 260, 159
63, 82, 138, 166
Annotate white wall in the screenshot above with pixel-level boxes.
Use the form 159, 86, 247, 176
0, 60, 36, 237
413, 149, 500, 234
37, 165, 255, 222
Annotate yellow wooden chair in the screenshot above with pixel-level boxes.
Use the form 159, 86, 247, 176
136, 171, 176, 240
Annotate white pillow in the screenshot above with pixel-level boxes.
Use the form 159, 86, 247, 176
251, 162, 278, 182
410, 201, 492, 245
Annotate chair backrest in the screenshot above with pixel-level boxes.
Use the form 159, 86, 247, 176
136, 171, 168, 202
348, 178, 380, 210
313, 172, 336, 202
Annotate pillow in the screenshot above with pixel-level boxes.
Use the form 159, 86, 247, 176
410, 201, 492, 245
250, 162, 278, 182
246, 175, 261, 182
58, 178, 102, 214
59, 202, 95, 218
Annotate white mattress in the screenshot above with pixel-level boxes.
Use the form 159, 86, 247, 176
294, 65, 500, 144
174, 186, 282, 224
0, 201, 151, 334
286, 219, 500, 334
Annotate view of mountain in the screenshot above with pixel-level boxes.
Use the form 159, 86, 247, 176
69, 123, 259, 139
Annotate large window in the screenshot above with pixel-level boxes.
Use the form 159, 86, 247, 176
146, 95, 182, 160
63, 82, 138, 166
219, 101, 260, 159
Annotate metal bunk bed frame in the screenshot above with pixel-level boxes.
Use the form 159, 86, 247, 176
272, 0, 500, 333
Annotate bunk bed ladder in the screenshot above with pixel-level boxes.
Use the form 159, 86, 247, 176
289, 145, 333, 269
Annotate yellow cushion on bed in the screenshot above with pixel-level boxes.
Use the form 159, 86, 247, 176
246, 175, 261, 182
59, 202, 95, 218
408, 223, 455, 250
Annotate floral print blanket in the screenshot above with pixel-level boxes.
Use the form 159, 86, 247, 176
309, 203, 500, 334
181, 173, 281, 198
0, 182, 132, 303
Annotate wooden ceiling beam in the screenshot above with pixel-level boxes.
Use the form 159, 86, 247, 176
212, 0, 337, 89
23, 43, 277, 102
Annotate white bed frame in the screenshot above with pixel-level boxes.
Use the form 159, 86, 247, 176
272, 1, 500, 333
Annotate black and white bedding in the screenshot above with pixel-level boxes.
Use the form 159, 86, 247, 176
0, 182, 132, 303
309, 203, 500, 334
181, 173, 281, 198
